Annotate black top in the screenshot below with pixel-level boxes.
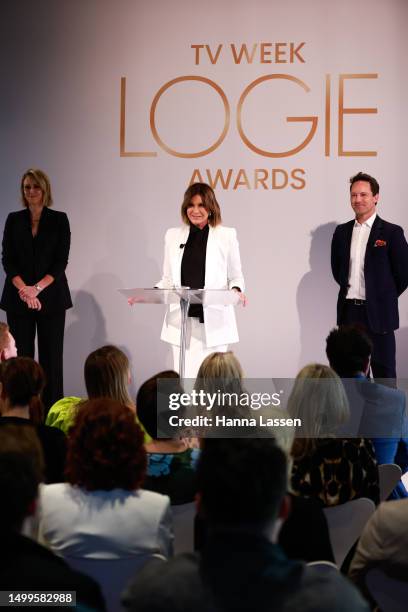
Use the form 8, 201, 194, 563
181, 224, 209, 322
1, 207, 72, 314
0, 416, 66, 483
278, 494, 335, 563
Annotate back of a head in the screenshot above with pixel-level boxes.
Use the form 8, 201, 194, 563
0, 424, 44, 532
66, 398, 146, 491
195, 351, 244, 400
84, 345, 132, 407
197, 438, 287, 529
287, 363, 349, 439
136, 370, 181, 440
0, 357, 45, 408
326, 325, 372, 377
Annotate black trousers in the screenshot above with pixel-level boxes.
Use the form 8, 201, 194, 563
6, 310, 66, 411
341, 301, 396, 381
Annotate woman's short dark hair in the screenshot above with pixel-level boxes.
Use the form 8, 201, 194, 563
65, 398, 146, 491
136, 370, 181, 439
181, 183, 222, 227
0, 357, 45, 407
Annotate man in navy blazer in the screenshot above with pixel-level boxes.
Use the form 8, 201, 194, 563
326, 325, 408, 498
331, 172, 408, 380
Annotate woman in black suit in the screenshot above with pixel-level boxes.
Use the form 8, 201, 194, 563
0, 169, 72, 410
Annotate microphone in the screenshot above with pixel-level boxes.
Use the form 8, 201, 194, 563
179, 244, 185, 249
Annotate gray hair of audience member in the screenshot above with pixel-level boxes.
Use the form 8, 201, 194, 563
0, 424, 44, 531
287, 363, 349, 459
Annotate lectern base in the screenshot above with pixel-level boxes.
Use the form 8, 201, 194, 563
170, 318, 228, 379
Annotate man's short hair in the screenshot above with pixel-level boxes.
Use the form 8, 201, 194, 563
349, 172, 379, 196
326, 325, 373, 377
0, 424, 44, 532
0, 322, 10, 352
196, 438, 287, 529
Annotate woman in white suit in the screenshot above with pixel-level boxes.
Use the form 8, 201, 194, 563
155, 183, 246, 378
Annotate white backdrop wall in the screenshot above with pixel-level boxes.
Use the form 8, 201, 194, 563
1, 0, 408, 397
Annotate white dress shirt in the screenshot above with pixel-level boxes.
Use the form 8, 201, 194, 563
347, 213, 376, 300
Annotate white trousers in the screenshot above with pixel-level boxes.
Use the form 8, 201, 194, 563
171, 317, 228, 379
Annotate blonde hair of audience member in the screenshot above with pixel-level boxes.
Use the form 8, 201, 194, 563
194, 351, 247, 430
84, 345, 135, 412
266, 406, 295, 481
287, 363, 349, 460
196, 351, 244, 392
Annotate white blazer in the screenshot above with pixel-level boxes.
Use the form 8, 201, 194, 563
156, 225, 245, 348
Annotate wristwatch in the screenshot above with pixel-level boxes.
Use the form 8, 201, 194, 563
35, 284, 43, 293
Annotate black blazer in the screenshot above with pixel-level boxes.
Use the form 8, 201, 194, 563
0, 208, 72, 314
331, 215, 408, 333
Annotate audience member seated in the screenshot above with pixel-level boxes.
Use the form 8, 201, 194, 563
288, 364, 379, 506
349, 497, 408, 588
46, 344, 150, 440
326, 325, 408, 498
0, 321, 17, 361
137, 370, 199, 505
39, 398, 173, 561
0, 424, 105, 610
266, 406, 335, 563
0, 357, 66, 483
122, 437, 369, 612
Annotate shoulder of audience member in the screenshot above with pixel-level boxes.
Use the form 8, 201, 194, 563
295, 565, 370, 611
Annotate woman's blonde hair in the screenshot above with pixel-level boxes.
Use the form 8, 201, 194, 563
194, 351, 245, 413
287, 363, 349, 459
84, 345, 134, 410
20, 168, 53, 207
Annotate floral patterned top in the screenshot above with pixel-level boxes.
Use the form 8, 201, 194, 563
291, 438, 380, 507
144, 448, 200, 505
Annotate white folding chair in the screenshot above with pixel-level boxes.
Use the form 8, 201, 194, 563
401, 469, 408, 491
378, 463, 402, 501
365, 567, 408, 612
323, 498, 376, 567
67, 554, 164, 612
171, 502, 196, 554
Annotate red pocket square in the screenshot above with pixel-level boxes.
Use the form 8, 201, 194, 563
374, 239, 386, 247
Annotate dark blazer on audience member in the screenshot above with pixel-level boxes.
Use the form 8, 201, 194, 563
0, 416, 66, 483
123, 531, 369, 612
331, 216, 408, 333
0, 532, 105, 611
0, 208, 72, 314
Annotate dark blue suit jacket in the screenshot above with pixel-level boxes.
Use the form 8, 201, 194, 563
331, 215, 408, 333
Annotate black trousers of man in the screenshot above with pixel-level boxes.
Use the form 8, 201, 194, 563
341, 300, 396, 382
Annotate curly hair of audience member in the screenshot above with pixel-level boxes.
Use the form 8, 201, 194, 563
65, 398, 146, 491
